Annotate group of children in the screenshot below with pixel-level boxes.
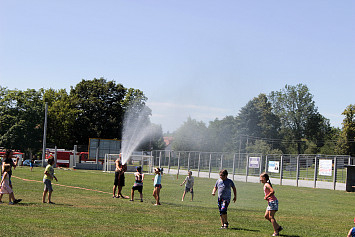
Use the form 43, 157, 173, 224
0, 149, 58, 205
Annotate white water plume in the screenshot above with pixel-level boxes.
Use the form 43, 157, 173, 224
120, 105, 153, 165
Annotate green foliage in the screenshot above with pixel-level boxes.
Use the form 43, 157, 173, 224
172, 117, 209, 151
336, 104, 355, 156
0, 87, 44, 152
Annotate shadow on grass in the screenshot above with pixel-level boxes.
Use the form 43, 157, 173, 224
229, 227, 260, 232
279, 235, 301, 237
15, 202, 74, 207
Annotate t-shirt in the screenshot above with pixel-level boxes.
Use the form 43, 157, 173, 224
154, 174, 161, 186
44, 164, 54, 180
133, 172, 143, 187
184, 176, 194, 189
215, 178, 235, 201
351, 227, 355, 237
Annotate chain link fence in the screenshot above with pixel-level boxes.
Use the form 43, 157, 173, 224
151, 150, 355, 190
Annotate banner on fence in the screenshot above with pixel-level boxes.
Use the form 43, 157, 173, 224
319, 159, 332, 176
268, 161, 280, 173
249, 157, 260, 169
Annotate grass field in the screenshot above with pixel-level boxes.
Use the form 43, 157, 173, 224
1, 166, 354, 237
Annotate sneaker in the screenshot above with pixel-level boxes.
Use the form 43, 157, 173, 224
14, 199, 22, 204
224, 222, 229, 229
9, 202, 14, 205
48, 201, 55, 204
129, 199, 134, 202
272, 233, 279, 236
140, 199, 143, 202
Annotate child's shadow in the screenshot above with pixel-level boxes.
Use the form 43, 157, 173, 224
16, 202, 74, 207
229, 227, 260, 232
279, 235, 300, 237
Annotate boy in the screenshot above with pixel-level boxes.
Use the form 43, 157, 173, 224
212, 169, 237, 229
42, 157, 58, 204
180, 171, 194, 201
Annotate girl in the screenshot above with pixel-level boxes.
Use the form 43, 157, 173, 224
260, 172, 283, 236
152, 168, 162, 205
130, 166, 144, 202
347, 218, 355, 237
0, 164, 17, 204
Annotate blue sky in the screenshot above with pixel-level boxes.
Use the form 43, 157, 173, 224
1, 1, 354, 133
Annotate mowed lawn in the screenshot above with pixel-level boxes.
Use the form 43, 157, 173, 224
1, 166, 354, 237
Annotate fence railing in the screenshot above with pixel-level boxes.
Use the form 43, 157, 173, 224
151, 150, 354, 190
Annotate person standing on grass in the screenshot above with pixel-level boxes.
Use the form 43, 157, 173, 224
30, 155, 35, 171
347, 218, 355, 237
212, 169, 237, 229
152, 168, 162, 205
42, 157, 58, 204
260, 172, 283, 236
0, 164, 21, 204
112, 155, 129, 199
2, 149, 19, 189
180, 170, 194, 201
130, 166, 144, 202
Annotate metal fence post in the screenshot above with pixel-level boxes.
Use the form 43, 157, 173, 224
209, 153, 212, 178
168, 151, 171, 174
220, 153, 223, 170
296, 155, 300, 187
246, 155, 249, 182
279, 155, 283, 185
232, 153, 236, 181
177, 152, 180, 177
313, 156, 318, 188
259, 154, 263, 175
265, 155, 268, 173
333, 156, 337, 190
188, 152, 190, 171
198, 152, 201, 177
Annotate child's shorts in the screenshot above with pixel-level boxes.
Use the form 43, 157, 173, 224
43, 179, 53, 192
132, 185, 143, 193
267, 200, 278, 211
218, 198, 230, 215
185, 187, 193, 193
154, 184, 162, 189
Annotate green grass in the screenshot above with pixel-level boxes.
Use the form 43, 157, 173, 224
1, 166, 354, 236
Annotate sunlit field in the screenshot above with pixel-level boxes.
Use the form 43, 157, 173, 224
1, 166, 354, 236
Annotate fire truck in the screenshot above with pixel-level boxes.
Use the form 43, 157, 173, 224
0, 151, 25, 165
46, 149, 89, 167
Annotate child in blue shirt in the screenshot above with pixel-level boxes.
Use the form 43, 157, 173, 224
152, 168, 162, 205
212, 169, 237, 229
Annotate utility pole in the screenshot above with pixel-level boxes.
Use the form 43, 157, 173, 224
41, 102, 48, 167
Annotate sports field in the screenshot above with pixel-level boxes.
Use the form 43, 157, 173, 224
1, 166, 354, 236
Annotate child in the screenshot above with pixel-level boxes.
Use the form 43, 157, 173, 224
212, 169, 237, 229
152, 167, 162, 205
180, 170, 194, 201
260, 172, 283, 236
112, 156, 129, 199
130, 166, 144, 202
347, 218, 355, 237
42, 157, 58, 204
0, 164, 21, 205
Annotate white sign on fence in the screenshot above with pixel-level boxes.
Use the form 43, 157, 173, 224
268, 161, 280, 173
319, 159, 332, 176
249, 157, 260, 168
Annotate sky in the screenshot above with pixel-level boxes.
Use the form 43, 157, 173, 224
0, 1, 354, 133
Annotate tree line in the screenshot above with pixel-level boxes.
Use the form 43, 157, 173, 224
1, 80, 354, 157
171, 84, 355, 156
0, 78, 165, 157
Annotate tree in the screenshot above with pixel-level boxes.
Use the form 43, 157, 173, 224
70, 78, 127, 145
236, 93, 281, 152
336, 105, 355, 156
0, 87, 44, 152
43, 88, 79, 149
269, 84, 325, 154
207, 116, 238, 152
172, 117, 209, 151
